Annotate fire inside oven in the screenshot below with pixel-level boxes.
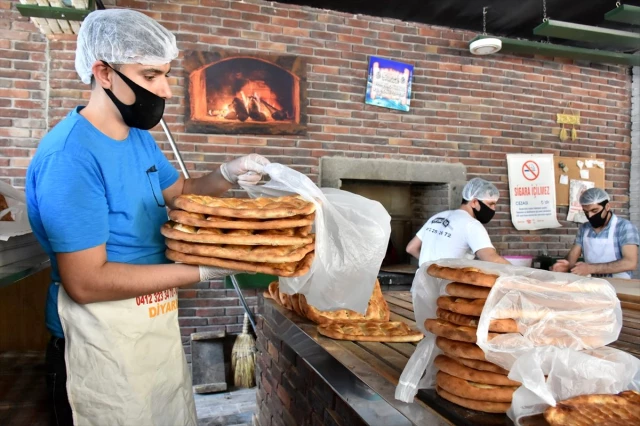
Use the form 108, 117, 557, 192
201, 58, 298, 123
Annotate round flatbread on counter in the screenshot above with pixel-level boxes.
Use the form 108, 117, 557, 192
165, 238, 315, 264
427, 264, 498, 287
299, 280, 390, 324
168, 209, 316, 230
446, 355, 509, 375
434, 355, 520, 386
174, 194, 316, 219
445, 282, 491, 299
436, 386, 511, 414
165, 249, 314, 278
437, 296, 486, 317
435, 337, 486, 361
317, 321, 424, 343
161, 221, 314, 246
436, 308, 518, 333
544, 390, 640, 426
436, 371, 517, 403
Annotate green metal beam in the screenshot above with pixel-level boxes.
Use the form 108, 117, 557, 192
605, 4, 640, 25
470, 35, 640, 67
533, 19, 640, 49
16, 2, 93, 22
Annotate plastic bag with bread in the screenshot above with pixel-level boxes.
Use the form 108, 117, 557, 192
395, 258, 623, 408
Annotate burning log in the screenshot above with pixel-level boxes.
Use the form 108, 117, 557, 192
230, 98, 249, 122
260, 99, 288, 121
248, 96, 267, 122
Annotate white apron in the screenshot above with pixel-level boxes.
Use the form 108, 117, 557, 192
582, 215, 631, 279
57, 284, 197, 426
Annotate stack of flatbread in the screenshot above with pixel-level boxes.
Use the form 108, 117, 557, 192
425, 264, 521, 414
266, 280, 424, 343
161, 194, 316, 277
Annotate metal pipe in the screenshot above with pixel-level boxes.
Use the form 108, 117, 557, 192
160, 118, 190, 179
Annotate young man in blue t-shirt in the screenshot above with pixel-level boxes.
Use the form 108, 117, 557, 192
26, 9, 269, 426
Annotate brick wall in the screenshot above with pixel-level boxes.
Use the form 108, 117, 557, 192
255, 312, 367, 426
0, 0, 634, 341
630, 66, 639, 277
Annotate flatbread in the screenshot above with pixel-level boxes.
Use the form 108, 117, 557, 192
436, 386, 510, 414
290, 294, 303, 317
427, 264, 498, 287
437, 296, 486, 317
317, 321, 424, 342
0, 194, 12, 221
426, 318, 490, 343
268, 281, 280, 302
446, 355, 509, 375
279, 291, 293, 311
165, 238, 315, 263
446, 282, 491, 299
436, 308, 518, 333
165, 249, 314, 277
174, 194, 316, 219
300, 280, 390, 324
161, 221, 314, 246
436, 337, 486, 361
434, 355, 520, 386
544, 390, 640, 426
436, 371, 517, 403
169, 209, 316, 230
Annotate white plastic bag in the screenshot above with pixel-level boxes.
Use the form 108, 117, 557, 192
242, 163, 391, 313
395, 258, 623, 403
0, 180, 32, 241
508, 346, 640, 424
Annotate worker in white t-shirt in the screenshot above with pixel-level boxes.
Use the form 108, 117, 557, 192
406, 178, 510, 266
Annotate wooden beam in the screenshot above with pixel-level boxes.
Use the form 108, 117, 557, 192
605, 4, 640, 25
470, 35, 640, 67
16, 3, 91, 22
533, 19, 640, 49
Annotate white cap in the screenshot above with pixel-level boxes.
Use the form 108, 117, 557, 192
462, 178, 499, 202
75, 9, 178, 84
579, 188, 610, 205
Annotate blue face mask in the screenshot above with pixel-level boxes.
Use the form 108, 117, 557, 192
101, 61, 165, 130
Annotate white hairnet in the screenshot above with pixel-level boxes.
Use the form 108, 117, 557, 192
75, 9, 178, 84
579, 188, 610, 205
462, 178, 500, 202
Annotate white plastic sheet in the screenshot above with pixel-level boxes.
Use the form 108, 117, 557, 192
508, 346, 640, 424
0, 180, 32, 241
395, 258, 624, 405
243, 163, 391, 313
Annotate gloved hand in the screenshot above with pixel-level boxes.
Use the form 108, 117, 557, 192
220, 154, 270, 186
199, 265, 239, 281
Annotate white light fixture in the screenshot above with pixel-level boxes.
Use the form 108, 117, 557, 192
470, 6, 502, 55
469, 37, 502, 55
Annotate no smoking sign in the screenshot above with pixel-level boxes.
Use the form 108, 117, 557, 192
522, 160, 540, 181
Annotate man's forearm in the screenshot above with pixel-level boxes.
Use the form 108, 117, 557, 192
67, 262, 200, 304
588, 259, 634, 275
183, 166, 233, 196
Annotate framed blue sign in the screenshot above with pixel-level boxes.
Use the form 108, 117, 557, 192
365, 56, 414, 112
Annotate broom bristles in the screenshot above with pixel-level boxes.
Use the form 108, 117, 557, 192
231, 313, 257, 388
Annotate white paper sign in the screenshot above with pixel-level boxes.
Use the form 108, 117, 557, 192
559, 175, 569, 185
567, 180, 595, 223
507, 154, 562, 231
580, 169, 590, 179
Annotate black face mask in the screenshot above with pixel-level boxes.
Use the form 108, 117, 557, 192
587, 201, 610, 229
101, 61, 165, 130
473, 200, 496, 224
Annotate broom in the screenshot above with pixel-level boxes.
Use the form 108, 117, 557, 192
231, 312, 257, 388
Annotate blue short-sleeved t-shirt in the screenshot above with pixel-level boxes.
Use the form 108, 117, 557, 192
26, 107, 179, 338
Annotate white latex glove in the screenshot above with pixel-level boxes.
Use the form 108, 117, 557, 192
220, 154, 270, 186
199, 265, 239, 281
